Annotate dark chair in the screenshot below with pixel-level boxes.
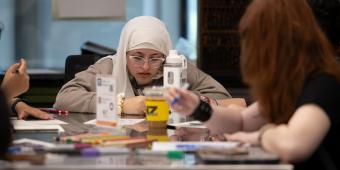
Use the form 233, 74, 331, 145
65, 41, 116, 83
64, 54, 107, 83
81, 41, 116, 55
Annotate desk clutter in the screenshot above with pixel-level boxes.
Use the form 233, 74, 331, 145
8, 115, 279, 167
7, 132, 188, 166
6, 128, 279, 167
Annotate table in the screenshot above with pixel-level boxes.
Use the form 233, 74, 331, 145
8, 113, 293, 170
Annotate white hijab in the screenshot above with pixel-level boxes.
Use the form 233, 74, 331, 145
102, 16, 172, 97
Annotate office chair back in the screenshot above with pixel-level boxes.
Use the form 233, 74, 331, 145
64, 54, 107, 83
81, 41, 116, 55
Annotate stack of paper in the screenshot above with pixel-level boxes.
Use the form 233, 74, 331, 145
84, 118, 145, 126
11, 119, 67, 132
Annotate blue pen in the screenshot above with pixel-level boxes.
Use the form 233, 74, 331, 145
170, 83, 190, 106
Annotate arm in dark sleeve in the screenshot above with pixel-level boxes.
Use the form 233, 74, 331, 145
297, 74, 340, 126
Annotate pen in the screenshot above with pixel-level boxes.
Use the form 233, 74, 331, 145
166, 124, 176, 129
80, 136, 132, 145
61, 132, 111, 143
189, 122, 203, 126
170, 83, 190, 106
125, 139, 156, 149
100, 138, 155, 148
40, 108, 69, 115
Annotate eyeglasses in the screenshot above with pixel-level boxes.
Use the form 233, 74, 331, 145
128, 55, 165, 69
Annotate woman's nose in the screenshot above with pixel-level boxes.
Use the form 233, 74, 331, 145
142, 59, 150, 70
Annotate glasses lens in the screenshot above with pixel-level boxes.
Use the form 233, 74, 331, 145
149, 58, 165, 68
129, 55, 165, 68
130, 56, 144, 67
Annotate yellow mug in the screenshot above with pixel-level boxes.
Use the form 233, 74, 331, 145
144, 86, 169, 128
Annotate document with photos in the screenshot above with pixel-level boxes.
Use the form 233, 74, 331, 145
96, 74, 118, 127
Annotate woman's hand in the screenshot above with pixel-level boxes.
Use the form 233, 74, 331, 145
165, 88, 200, 117
15, 101, 52, 120
169, 127, 210, 141
1, 59, 29, 99
123, 96, 146, 115
209, 134, 228, 141
225, 131, 261, 146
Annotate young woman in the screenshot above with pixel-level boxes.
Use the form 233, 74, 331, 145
54, 16, 231, 114
1, 59, 50, 120
1, 59, 51, 157
165, 0, 340, 169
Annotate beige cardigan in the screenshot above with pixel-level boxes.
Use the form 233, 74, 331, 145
54, 58, 231, 113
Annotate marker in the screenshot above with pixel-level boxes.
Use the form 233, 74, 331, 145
81, 147, 182, 158
81, 147, 130, 157
44, 144, 92, 155
40, 108, 69, 115
135, 149, 184, 160
170, 83, 190, 106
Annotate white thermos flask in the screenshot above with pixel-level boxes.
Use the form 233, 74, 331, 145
163, 50, 187, 124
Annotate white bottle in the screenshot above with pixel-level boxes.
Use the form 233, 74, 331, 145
163, 50, 187, 124
163, 50, 187, 88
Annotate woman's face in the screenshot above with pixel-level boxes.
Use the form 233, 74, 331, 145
126, 49, 165, 85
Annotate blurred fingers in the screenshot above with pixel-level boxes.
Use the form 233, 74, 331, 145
164, 88, 179, 103
18, 58, 28, 74
18, 106, 52, 120
7, 63, 20, 74
30, 109, 52, 120
168, 88, 179, 98
169, 135, 181, 141
224, 133, 241, 141
210, 134, 228, 141
17, 111, 29, 120
225, 132, 258, 145
174, 127, 189, 136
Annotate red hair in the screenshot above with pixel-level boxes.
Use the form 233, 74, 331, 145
239, 0, 340, 123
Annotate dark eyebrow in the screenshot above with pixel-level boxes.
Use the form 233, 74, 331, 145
132, 52, 143, 55
150, 53, 164, 57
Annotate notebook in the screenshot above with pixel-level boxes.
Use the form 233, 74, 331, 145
197, 146, 279, 164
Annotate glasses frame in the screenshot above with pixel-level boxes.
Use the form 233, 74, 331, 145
127, 54, 166, 69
